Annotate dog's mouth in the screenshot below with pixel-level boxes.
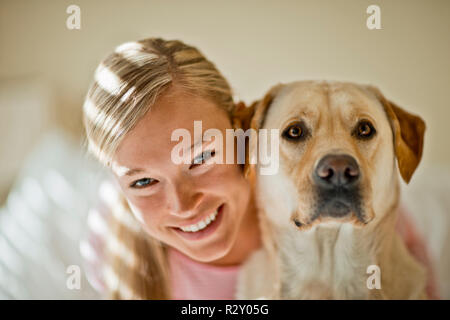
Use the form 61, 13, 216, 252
321, 199, 353, 217
315, 186, 363, 219
293, 186, 369, 229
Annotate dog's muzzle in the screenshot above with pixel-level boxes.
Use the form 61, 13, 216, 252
312, 154, 363, 220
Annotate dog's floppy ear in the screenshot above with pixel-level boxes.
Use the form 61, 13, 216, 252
232, 101, 255, 132
367, 86, 426, 184
231, 84, 283, 179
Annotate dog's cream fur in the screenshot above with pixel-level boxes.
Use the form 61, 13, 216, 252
234, 81, 428, 299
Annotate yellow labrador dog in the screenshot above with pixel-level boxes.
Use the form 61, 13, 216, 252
233, 81, 428, 299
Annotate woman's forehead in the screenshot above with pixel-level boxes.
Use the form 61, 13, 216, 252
113, 90, 230, 171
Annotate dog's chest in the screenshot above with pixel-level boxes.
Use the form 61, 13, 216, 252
278, 225, 374, 299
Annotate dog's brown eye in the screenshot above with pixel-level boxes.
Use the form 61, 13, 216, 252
288, 126, 302, 137
354, 120, 376, 139
282, 122, 307, 141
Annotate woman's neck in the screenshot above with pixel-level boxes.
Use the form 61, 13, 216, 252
208, 191, 261, 266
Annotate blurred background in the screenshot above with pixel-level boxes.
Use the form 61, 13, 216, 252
0, 0, 449, 299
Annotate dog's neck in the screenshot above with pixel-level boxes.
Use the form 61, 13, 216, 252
267, 193, 400, 299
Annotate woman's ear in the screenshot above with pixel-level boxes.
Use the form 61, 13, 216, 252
367, 86, 426, 184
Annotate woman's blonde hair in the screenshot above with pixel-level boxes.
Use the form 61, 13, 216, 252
82, 37, 235, 299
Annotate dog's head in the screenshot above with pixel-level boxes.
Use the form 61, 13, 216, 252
234, 81, 425, 229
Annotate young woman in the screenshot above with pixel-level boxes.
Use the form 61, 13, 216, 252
82, 37, 437, 299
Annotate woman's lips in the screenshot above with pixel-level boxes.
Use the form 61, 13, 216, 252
172, 204, 224, 241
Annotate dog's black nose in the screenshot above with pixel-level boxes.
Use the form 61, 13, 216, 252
314, 154, 360, 187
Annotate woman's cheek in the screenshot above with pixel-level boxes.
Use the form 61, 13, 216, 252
223, 164, 249, 191
213, 164, 251, 208
208, 163, 243, 187
127, 194, 165, 229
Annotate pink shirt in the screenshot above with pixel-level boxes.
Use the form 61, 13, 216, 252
168, 247, 240, 300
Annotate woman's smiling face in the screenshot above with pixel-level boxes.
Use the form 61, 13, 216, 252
111, 86, 252, 263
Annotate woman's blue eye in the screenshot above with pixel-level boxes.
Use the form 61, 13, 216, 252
191, 150, 215, 168
130, 178, 157, 189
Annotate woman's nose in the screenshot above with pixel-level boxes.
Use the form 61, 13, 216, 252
166, 178, 204, 216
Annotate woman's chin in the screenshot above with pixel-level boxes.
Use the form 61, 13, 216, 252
181, 235, 234, 263
176, 233, 235, 264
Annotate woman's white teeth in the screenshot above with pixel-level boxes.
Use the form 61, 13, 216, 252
180, 209, 218, 232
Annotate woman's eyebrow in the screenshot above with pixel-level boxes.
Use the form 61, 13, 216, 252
188, 138, 216, 155
185, 139, 204, 155
112, 159, 148, 177
124, 168, 146, 176
112, 162, 146, 177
